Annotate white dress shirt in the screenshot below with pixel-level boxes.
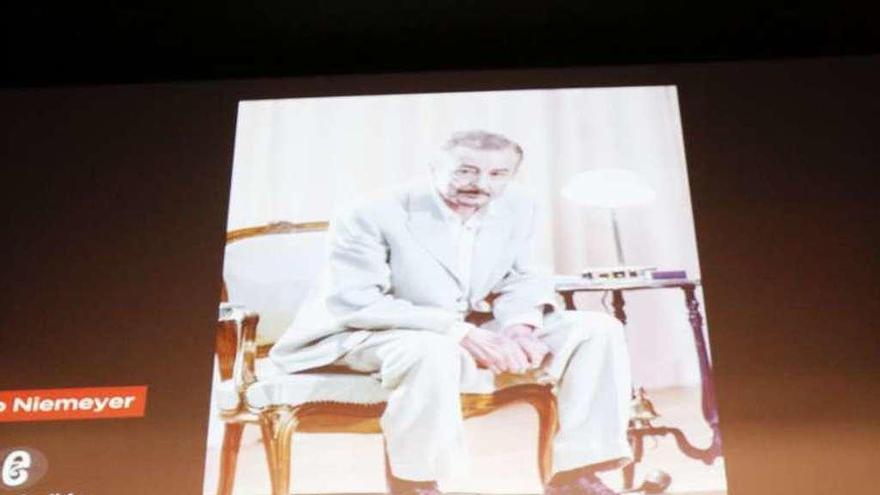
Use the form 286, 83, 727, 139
431, 190, 545, 341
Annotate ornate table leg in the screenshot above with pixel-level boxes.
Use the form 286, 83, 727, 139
609, 289, 639, 489
624, 428, 648, 489
611, 289, 627, 325
681, 285, 723, 463
561, 290, 576, 310
623, 429, 641, 490
621, 286, 723, 466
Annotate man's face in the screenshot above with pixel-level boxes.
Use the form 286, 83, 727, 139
431, 145, 520, 210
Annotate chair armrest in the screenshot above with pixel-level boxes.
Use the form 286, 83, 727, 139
218, 303, 261, 394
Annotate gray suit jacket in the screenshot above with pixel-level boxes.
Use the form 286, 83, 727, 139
269, 183, 557, 373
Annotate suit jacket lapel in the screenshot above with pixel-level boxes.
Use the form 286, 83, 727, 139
406, 187, 464, 288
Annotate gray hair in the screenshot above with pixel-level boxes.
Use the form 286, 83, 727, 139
441, 130, 524, 163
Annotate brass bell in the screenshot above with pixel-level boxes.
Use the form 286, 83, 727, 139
630, 387, 660, 428
472, 299, 492, 313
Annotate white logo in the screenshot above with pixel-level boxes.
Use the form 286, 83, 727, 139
0, 401, 6, 413
1, 449, 31, 488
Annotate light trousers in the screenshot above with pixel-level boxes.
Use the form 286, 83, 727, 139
338, 310, 633, 481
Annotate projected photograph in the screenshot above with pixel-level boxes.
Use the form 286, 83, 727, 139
202, 87, 727, 495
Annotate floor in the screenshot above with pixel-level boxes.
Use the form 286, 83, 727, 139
202, 386, 727, 494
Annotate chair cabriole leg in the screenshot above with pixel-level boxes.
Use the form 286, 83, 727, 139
523, 388, 558, 485
259, 406, 298, 495
217, 422, 245, 495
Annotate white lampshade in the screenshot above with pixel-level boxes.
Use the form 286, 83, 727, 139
561, 168, 656, 209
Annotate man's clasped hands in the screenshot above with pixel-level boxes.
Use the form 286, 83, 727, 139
460, 324, 551, 375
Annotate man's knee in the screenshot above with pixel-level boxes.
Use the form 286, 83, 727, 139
382, 332, 461, 377
555, 310, 624, 343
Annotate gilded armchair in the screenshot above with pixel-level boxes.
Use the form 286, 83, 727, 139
213, 221, 558, 495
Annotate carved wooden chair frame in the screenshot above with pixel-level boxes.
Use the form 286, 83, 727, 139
215, 221, 558, 495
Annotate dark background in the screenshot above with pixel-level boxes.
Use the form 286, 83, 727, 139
2, 2, 878, 88
1, 4, 878, 495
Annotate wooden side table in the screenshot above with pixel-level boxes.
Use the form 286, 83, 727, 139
555, 277, 723, 489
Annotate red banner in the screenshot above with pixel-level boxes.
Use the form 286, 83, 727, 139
0, 386, 148, 422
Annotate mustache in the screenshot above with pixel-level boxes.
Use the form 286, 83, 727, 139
456, 188, 489, 195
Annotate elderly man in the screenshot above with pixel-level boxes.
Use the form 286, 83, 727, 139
270, 130, 632, 495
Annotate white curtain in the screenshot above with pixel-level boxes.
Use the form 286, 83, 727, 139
226, 86, 708, 387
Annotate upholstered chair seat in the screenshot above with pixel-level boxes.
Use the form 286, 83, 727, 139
216, 358, 545, 411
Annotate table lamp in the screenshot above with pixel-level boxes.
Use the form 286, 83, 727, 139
561, 168, 656, 266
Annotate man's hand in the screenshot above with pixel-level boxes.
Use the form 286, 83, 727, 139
460, 327, 510, 374
499, 323, 534, 339
462, 325, 551, 375
500, 324, 551, 371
